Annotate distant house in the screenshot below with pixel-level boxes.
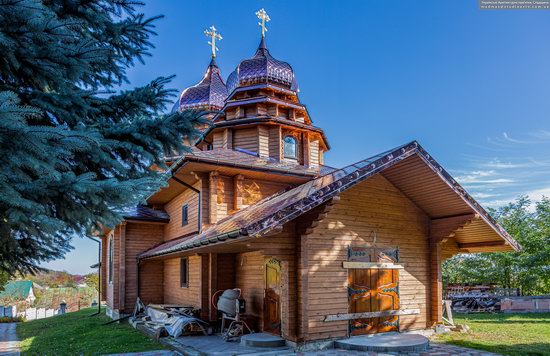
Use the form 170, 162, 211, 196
0, 280, 37, 305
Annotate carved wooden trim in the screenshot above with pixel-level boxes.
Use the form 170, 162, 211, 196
342, 262, 404, 269
209, 171, 219, 224
324, 309, 420, 322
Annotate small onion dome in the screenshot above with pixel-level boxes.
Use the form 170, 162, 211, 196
226, 38, 298, 95
172, 58, 228, 112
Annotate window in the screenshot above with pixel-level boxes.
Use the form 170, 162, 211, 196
181, 204, 189, 226
283, 136, 297, 159
180, 257, 188, 288
108, 236, 114, 283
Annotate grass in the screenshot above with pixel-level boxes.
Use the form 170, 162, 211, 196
434, 312, 550, 356
16, 307, 166, 355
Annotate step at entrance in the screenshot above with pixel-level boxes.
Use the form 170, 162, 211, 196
334, 333, 429, 352
240, 332, 286, 348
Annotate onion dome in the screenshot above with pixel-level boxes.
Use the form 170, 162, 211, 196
226, 38, 298, 94
173, 58, 228, 112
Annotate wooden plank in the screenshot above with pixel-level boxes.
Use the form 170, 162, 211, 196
342, 262, 404, 269
324, 309, 421, 322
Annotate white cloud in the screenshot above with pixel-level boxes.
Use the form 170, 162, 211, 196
525, 187, 550, 202
503, 132, 526, 144
530, 130, 550, 140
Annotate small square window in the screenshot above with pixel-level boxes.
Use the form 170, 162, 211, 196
180, 257, 188, 288
182, 204, 189, 226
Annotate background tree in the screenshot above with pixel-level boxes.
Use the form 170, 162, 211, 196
443, 196, 550, 295
0, 0, 204, 275
84, 273, 99, 292
0, 271, 8, 293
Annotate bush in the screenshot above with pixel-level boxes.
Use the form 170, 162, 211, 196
0, 316, 24, 323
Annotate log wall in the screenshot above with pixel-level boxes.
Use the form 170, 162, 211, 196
163, 255, 202, 308
235, 223, 298, 341
233, 128, 258, 153
124, 222, 165, 312
163, 181, 202, 240
302, 175, 431, 341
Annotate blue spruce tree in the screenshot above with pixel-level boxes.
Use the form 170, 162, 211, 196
0, 0, 204, 274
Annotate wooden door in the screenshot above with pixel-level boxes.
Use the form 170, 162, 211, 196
349, 268, 399, 335
263, 259, 281, 334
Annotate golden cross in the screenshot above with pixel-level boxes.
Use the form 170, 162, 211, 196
204, 25, 222, 58
256, 8, 270, 38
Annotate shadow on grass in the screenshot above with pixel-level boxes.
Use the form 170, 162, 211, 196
17, 307, 164, 356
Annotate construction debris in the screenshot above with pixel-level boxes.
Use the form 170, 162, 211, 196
130, 298, 213, 338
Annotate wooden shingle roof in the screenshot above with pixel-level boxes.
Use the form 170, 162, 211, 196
139, 141, 520, 259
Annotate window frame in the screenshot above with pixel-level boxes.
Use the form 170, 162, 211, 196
181, 204, 189, 226
283, 135, 298, 160
180, 257, 189, 288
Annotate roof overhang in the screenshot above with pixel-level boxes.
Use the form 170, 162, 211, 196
148, 156, 314, 206
139, 141, 520, 260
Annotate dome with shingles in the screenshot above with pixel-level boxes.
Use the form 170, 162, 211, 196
226, 38, 298, 94
173, 59, 228, 112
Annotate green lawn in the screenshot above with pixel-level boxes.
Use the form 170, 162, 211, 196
16, 307, 165, 355
435, 312, 550, 356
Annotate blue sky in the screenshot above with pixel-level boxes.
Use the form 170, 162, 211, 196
43, 0, 550, 274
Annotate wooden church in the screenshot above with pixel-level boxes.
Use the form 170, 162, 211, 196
100, 10, 519, 346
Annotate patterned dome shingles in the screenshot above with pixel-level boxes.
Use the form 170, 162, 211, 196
226, 38, 298, 94
174, 59, 228, 112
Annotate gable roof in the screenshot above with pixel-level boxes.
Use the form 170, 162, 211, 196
0, 280, 33, 300
139, 141, 520, 259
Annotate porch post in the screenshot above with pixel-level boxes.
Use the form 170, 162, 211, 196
429, 239, 443, 325
208, 253, 218, 321
199, 254, 210, 320
429, 214, 475, 325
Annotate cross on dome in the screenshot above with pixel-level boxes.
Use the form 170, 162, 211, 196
204, 25, 222, 58
256, 8, 270, 38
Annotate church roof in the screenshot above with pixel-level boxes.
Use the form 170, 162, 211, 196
226, 38, 298, 96
139, 141, 520, 260
173, 59, 228, 112
170, 148, 336, 178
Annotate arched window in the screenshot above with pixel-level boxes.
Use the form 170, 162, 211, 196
283, 136, 297, 159
108, 236, 114, 283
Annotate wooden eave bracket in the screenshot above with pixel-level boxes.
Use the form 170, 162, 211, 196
302, 195, 340, 235
430, 213, 478, 243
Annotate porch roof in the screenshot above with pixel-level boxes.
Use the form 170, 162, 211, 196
138, 141, 519, 260
123, 205, 170, 223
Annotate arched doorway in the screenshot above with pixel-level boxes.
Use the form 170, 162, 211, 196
263, 258, 281, 334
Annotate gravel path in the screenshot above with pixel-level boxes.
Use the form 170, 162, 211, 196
0, 323, 19, 356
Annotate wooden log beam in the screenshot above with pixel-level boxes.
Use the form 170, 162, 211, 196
342, 262, 404, 269
324, 309, 420, 322
459, 240, 506, 249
